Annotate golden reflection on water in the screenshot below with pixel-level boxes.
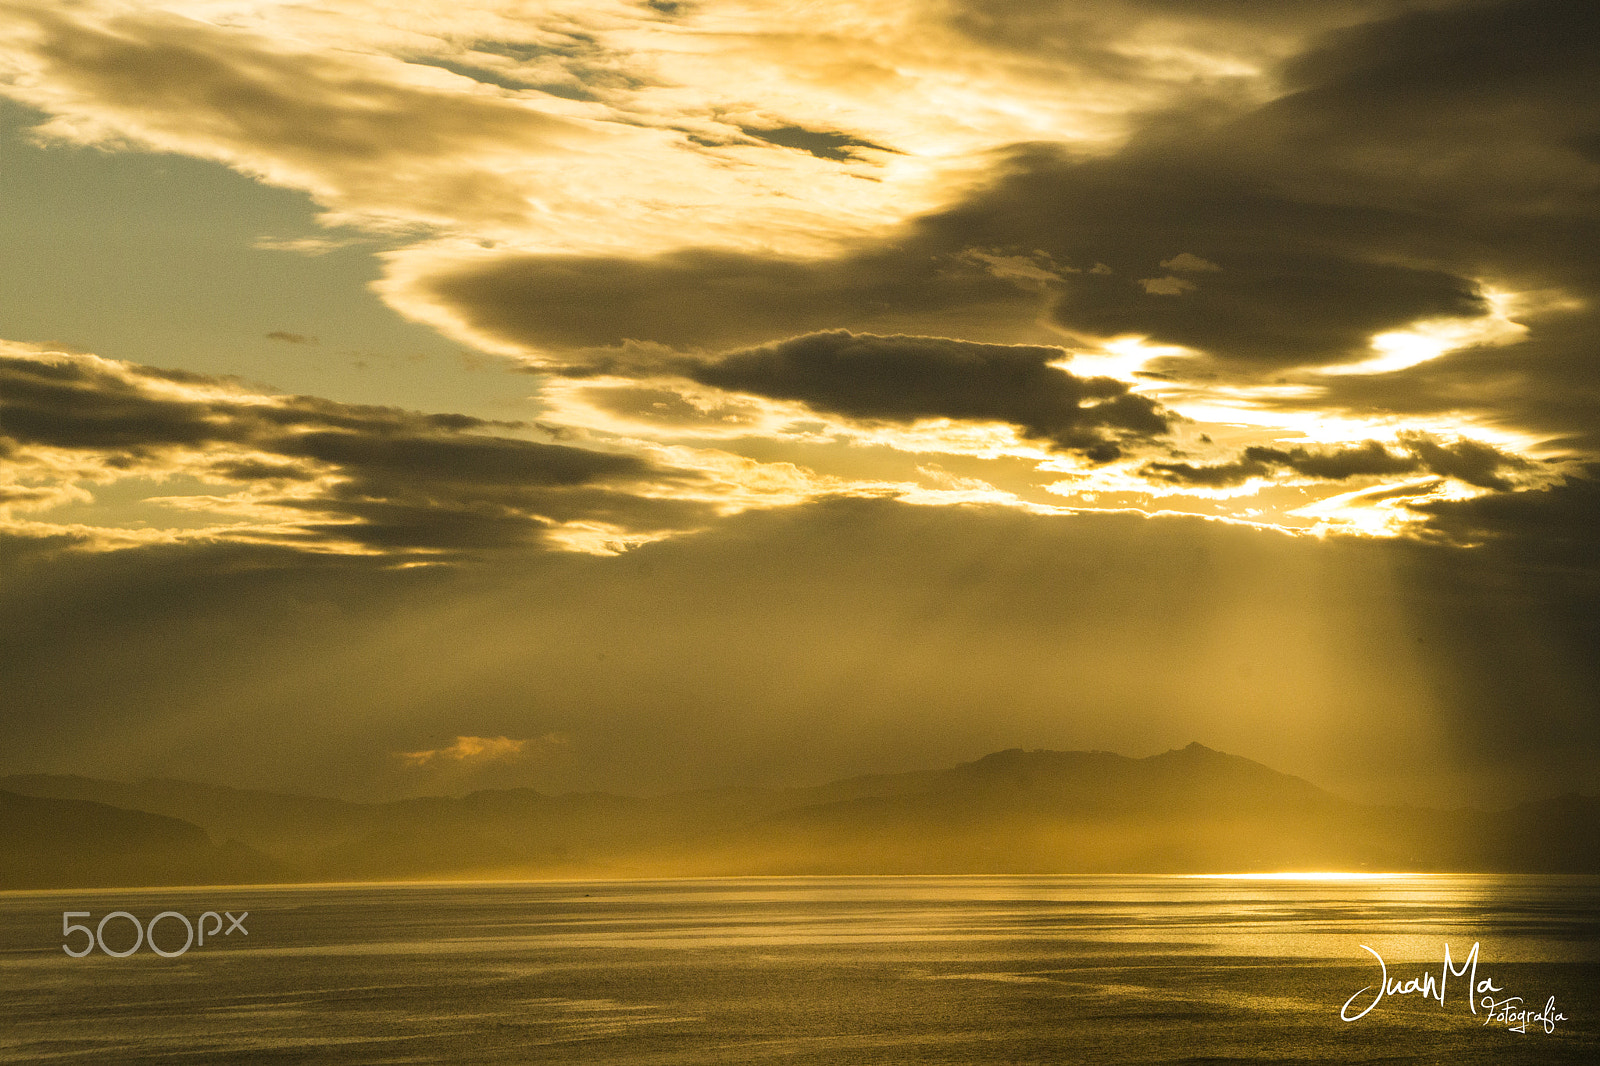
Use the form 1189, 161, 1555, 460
0, 875, 1595, 1064
1181, 872, 1415, 881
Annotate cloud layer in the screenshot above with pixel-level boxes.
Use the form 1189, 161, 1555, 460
685, 331, 1170, 460
4, 0, 1595, 551
0, 345, 705, 555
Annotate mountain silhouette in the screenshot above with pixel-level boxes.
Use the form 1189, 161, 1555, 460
0, 790, 283, 889
2, 745, 1595, 887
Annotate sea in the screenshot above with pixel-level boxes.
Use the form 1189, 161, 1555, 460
1, 874, 1595, 1063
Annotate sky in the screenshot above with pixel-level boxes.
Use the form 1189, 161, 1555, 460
0, 0, 1596, 806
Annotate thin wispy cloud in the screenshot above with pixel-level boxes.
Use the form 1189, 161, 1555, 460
396, 733, 568, 768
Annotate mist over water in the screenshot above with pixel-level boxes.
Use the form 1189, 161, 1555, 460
2, 875, 1596, 1064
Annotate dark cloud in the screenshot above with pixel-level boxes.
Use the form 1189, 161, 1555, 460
921, 143, 1489, 368
1411, 462, 1600, 563
430, 160, 1485, 371
412, 0, 1600, 466
1279, 0, 1600, 133
436, 176, 1480, 377
1142, 436, 1530, 489
1141, 457, 1273, 488
0, 350, 701, 555
265, 331, 317, 345
944, 0, 1392, 49
421, 246, 1039, 355
685, 331, 1171, 458
737, 124, 895, 162
1400, 434, 1528, 491
414, 15, 1505, 370
578, 384, 768, 431
206, 459, 305, 481
1244, 440, 1420, 481
273, 429, 642, 488
0, 351, 523, 452
1197, 0, 1600, 435
0, 352, 244, 450
1281, 434, 1527, 489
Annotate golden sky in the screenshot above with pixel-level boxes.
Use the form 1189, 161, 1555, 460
1, 0, 1596, 803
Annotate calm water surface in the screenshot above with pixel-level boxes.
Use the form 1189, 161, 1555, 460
1, 875, 1595, 1063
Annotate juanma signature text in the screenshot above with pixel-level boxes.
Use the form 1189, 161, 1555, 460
1340, 942, 1566, 1034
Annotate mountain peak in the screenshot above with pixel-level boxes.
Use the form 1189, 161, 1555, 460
1150, 741, 1246, 762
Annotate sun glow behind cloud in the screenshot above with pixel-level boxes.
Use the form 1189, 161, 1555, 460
0, 0, 1589, 560
1059, 336, 1196, 383
1320, 290, 1528, 377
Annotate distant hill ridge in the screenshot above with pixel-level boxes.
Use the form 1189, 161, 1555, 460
3, 745, 1596, 887
0, 790, 282, 889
